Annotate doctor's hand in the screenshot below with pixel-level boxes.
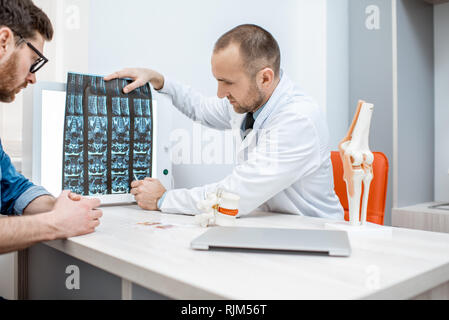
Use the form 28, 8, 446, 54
131, 178, 167, 211
104, 68, 165, 93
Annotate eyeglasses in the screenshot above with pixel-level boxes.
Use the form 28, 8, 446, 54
16, 34, 49, 74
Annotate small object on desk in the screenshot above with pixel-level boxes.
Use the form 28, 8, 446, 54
196, 192, 218, 227
155, 224, 174, 229
137, 222, 161, 226
215, 191, 240, 227
137, 222, 174, 229
195, 212, 215, 228
195, 189, 240, 227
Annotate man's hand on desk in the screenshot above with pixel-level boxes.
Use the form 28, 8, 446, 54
131, 178, 167, 211
44, 190, 103, 239
104, 68, 165, 92
68, 192, 83, 202
24, 192, 92, 215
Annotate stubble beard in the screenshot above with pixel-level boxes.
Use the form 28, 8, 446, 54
0, 52, 24, 103
231, 83, 265, 114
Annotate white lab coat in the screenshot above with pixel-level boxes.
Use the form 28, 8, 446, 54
158, 70, 344, 220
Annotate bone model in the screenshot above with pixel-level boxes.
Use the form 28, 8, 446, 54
196, 190, 240, 227
338, 100, 374, 226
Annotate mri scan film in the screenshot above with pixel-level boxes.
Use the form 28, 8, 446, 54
62, 72, 153, 196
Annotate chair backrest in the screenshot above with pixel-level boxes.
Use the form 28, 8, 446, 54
331, 151, 389, 225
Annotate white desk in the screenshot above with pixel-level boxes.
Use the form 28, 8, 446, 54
31, 205, 449, 300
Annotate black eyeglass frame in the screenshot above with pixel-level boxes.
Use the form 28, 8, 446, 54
16, 33, 49, 74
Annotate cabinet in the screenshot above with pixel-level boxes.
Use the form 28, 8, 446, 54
349, 0, 434, 225
393, 203, 449, 234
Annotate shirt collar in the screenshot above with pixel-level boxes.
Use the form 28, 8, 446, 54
252, 102, 266, 120
240, 69, 291, 131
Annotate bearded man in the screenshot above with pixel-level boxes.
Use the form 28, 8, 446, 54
106, 24, 343, 220
0, 0, 102, 254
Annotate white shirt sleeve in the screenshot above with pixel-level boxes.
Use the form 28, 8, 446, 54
160, 112, 322, 216
158, 78, 233, 130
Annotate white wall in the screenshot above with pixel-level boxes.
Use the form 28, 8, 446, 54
89, 0, 338, 189
434, 2, 449, 202
0, 97, 22, 144
326, 0, 349, 150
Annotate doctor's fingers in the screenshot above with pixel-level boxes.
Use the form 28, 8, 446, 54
104, 68, 136, 81
131, 182, 151, 192
131, 186, 150, 197
123, 79, 146, 94
130, 187, 140, 196
134, 193, 155, 203
131, 180, 144, 189
137, 200, 158, 211
104, 69, 147, 93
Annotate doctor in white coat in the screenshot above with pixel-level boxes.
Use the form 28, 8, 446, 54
105, 24, 344, 219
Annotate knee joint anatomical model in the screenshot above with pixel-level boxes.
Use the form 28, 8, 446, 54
339, 100, 374, 226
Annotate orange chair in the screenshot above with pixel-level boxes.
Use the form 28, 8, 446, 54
331, 151, 389, 225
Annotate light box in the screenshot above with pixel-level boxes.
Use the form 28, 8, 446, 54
23, 81, 173, 205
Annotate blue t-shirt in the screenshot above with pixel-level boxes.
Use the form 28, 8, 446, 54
0, 139, 51, 215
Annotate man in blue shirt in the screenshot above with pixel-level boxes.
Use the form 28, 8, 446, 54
0, 0, 102, 254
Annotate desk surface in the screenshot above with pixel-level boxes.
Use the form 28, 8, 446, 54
44, 206, 449, 300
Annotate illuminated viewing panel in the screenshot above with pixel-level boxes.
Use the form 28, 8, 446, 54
23, 78, 171, 206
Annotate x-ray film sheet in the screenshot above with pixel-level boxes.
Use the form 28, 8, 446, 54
62, 72, 153, 196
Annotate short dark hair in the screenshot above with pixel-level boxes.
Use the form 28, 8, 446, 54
214, 24, 281, 78
0, 0, 54, 42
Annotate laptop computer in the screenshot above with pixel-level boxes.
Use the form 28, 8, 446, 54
191, 227, 351, 257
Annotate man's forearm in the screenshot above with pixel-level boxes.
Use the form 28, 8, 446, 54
0, 213, 56, 254
23, 195, 56, 216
